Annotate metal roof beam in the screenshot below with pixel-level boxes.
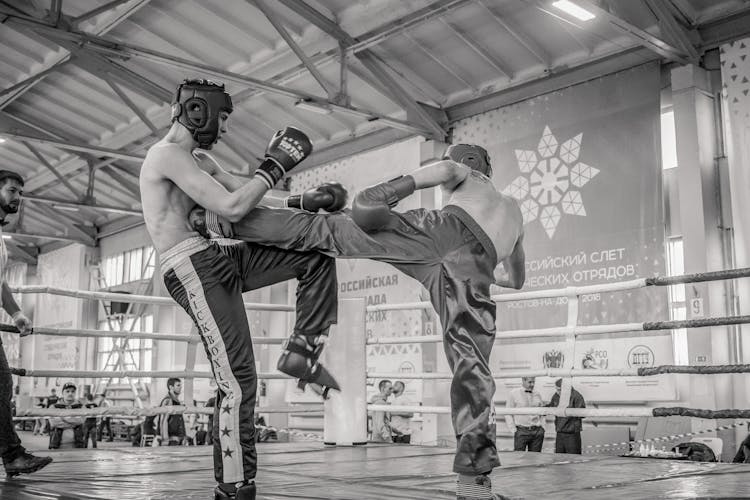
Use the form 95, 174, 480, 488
23, 194, 142, 216
479, 0, 551, 67
252, 0, 338, 99
644, 0, 700, 62
14, 20, 432, 137
103, 75, 160, 135
0, 0, 149, 108
71, 0, 133, 27
4, 240, 38, 265
21, 141, 82, 199
0, 131, 145, 162
32, 203, 96, 246
276, 0, 446, 139
529, 0, 691, 64
5, 230, 91, 244
439, 18, 513, 79
100, 165, 141, 201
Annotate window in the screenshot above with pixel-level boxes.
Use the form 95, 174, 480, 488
97, 315, 154, 383
101, 246, 155, 287
666, 238, 688, 365
661, 109, 678, 170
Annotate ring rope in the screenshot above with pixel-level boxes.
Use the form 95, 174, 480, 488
368, 405, 750, 419
0, 324, 285, 344
14, 405, 324, 418
13, 268, 750, 315
585, 421, 748, 451
8, 368, 289, 380
367, 362, 750, 380
9, 285, 295, 312
366, 315, 750, 345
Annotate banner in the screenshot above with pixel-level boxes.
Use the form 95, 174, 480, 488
720, 39, 750, 354
33, 244, 87, 373
452, 63, 672, 400
288, 138, 428, 403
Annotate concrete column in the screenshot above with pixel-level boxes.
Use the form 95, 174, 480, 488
324, 298, 368, 445
671, 64, 735, 459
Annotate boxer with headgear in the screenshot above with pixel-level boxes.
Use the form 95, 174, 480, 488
192, 143, 525, 500
140, 78, 339, 500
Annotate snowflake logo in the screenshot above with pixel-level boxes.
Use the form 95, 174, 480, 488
502, 125, 600, 238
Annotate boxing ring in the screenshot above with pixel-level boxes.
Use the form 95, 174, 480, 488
3, 268, 750, 499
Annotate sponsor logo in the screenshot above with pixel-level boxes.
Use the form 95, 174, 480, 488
627, 345, 655, 368
543, 349, 565, 368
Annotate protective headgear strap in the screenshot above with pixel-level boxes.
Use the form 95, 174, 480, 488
444, 144, 492, 177
171, 79, 233, 150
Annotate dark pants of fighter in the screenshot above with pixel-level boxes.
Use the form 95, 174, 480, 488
162, 237, 336, 484
0, 344, 24, 464
230, 205, 500, 475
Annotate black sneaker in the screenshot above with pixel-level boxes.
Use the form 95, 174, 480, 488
4, 453, 53, 478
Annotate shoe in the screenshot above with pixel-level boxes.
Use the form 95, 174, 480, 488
277, 333, 340, 398
214, 481, 256, 500
4, 453, 53, 478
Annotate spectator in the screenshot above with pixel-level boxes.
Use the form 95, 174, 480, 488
546, 379, 586, 454
505, 376, 545, 452
32, 398, 45, 436
158, 378, 186, 446
390, 381, 415, 444
49, 382, 84, 449
205, 394, 216, 446
369, 380, 393, 443
733, 432, 750, 463
195, 424, 207, 446
97, 391, 113, 442
44, 388, 58, 408
82, 393, 98, 448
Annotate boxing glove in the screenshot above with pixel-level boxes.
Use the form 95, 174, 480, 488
254, 127, 313, 189
286, 182, 348, 212
352, 175, 415, 231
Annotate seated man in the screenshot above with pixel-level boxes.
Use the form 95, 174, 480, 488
194, 143, 525, 500
48, 382, 84, 449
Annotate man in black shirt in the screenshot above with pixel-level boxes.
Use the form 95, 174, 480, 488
547, 379, 586, 454
158, 378, 186, 446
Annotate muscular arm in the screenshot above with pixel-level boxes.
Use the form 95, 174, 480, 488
410, 159, 470, 191
152, 145, 267, 222
194, 152, 286, 208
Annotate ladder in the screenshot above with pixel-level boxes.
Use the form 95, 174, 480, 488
91, 248, 156, 407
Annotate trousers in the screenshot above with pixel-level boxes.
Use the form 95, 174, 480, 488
0, 343, 23, 463
161, 236, 337, 483
229, 205, 500, 474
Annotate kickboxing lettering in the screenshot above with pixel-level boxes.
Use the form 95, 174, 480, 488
278, 137, 306, 162
339, 273, 399, 292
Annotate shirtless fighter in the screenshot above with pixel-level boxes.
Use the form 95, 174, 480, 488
195, 144, 526, 500
139, 79, 342, 500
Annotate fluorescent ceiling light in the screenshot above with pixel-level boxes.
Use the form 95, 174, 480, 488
294, 99, 332, 115
552, 0, 595, 21
2, 234, 11, 240
0, 138, 6, 144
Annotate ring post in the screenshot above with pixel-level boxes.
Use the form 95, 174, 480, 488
324, 298, 367, 445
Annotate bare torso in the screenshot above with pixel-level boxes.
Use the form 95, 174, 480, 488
139, 141, 203, 253
443, 171, 523, 261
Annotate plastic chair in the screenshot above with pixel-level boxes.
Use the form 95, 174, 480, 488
140, 434, 155, 447
690, 437, 723, 460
